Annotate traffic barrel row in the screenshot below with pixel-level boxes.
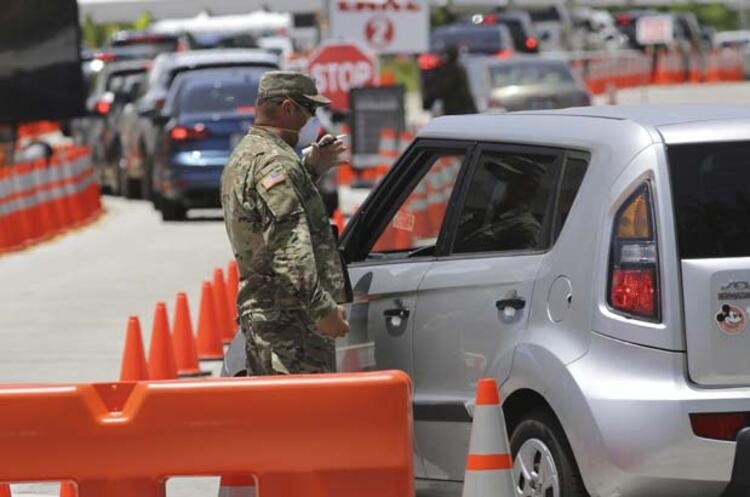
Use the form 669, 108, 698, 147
372, 154, 460, 253
0, 145, 102, 254
572, 47, 745, 96
120, 260, 241, 381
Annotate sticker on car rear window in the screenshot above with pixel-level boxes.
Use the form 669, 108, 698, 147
715, 304, 746, 335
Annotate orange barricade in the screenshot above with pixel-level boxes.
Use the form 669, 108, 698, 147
0, 372, 414, 497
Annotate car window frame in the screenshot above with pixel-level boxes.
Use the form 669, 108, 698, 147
341, 138, 477, 265
440, 141, 567, 260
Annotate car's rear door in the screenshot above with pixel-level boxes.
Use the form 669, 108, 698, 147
339, 139, 474, 478
411, 142, 566, 480
668, 140, 750, 386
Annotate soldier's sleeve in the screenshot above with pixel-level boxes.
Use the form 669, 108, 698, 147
255, 162, 337, 323
301, 150, 321, 182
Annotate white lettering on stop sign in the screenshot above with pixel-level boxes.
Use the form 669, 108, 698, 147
311, 62, 373, 94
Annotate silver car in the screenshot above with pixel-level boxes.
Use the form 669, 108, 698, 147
224, 105, 750, 497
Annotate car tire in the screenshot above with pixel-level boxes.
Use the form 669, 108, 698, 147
510, 409, 588, 497
160, 198, 186, 221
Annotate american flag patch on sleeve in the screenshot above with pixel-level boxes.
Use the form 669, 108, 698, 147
260, 170, 286, 190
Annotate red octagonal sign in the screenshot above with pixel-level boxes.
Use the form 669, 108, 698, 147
306, 42, 378, 112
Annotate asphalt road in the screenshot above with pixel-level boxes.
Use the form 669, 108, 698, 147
3, 81, 750, 497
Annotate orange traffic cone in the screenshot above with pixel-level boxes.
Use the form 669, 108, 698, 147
213, 268, 234, 344
226, 260, 240, 326
0, 483, 10, 497
147, 302, 178, 380
119, 316, 149, 381
60, 482, 77, 497
461, 378, 515, 497
332, 208, 345, 234
172, 292, 207, 377
218, 475, 256, 497
196, 281, 224, 361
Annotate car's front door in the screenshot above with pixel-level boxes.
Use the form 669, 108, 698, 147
340, 139, 473, 478
412, 143, 565, 480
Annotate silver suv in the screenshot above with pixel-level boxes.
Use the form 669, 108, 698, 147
224, 105, 750, 497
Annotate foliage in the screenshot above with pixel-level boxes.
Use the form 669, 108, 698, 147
380, 55, 419, 93
79, 11, 153, 49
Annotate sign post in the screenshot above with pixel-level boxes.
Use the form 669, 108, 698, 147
306, 41, 379, 113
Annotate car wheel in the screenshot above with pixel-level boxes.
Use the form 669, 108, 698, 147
160, 198, 186, 221
510, 410, 588, 497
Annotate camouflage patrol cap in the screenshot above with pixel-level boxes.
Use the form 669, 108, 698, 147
257, 71, 331, 106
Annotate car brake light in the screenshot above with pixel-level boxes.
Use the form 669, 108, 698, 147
483, 14, 497, 24
169, 124, 208, 142
607, 184, 660, 320
495, 50, 513, 58
525, 37, 538, 50
94, 51, 116, 62
418, 53, 442, 70
95, 100, 112, 115
616, 14, 632, 26
691, 412, 750, 441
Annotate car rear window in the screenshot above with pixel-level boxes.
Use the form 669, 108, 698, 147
430, 27, 506, 54
178, 79, 259, 114
489, 61, 574, 86
668, 141, 750, 259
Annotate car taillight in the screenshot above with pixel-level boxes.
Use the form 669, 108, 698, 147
607, 184, 660, 320
483, 14, 497, 24
616, 14, 632, 26
418, 53, 442, 70
95, 100, 112, 115
691, 412, 750, 441
94, 51, 116, 62
525, 37, 538, 50
169, 124, 208, 142
495, 50, 513, 58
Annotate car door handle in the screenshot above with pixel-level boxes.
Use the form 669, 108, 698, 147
495, 297, 526, 311
384, 308, 410, 319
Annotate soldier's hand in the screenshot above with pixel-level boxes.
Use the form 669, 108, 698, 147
316, 306, 349, 338
306, 134, 346, 175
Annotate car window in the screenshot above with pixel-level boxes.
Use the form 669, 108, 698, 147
554, 152, 589, 240
452, 148, 559, 254
430, 27, 507, 54
668, 141, 750, 259
178, 80, 259, 114
369, 151, 465, 257
489, 61, 574, 86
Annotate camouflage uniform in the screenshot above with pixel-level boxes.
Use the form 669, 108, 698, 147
220, 72, 346, 375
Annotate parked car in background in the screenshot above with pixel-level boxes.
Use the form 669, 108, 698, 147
464, 11, 540, 53
522, 3, 574, 51
95, 31, 188, 63
419, 23, 515, 110
84, 59, 150, 194
224, 104, 750, 497
715, 30, 750, 79
150, 66, 270, 220
465, 56, 591, 112
118, 49, 279, 200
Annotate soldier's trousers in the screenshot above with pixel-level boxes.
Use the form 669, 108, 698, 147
240, 313, 336, 375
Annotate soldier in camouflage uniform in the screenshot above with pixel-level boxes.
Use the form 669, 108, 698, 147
220, 71, 350, 375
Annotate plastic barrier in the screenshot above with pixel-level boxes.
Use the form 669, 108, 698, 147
568, 47, 745, 95
0, 144, 102, 254
0, 371, 414, 497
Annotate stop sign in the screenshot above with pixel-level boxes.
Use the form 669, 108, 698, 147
306, 42, 378, 112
